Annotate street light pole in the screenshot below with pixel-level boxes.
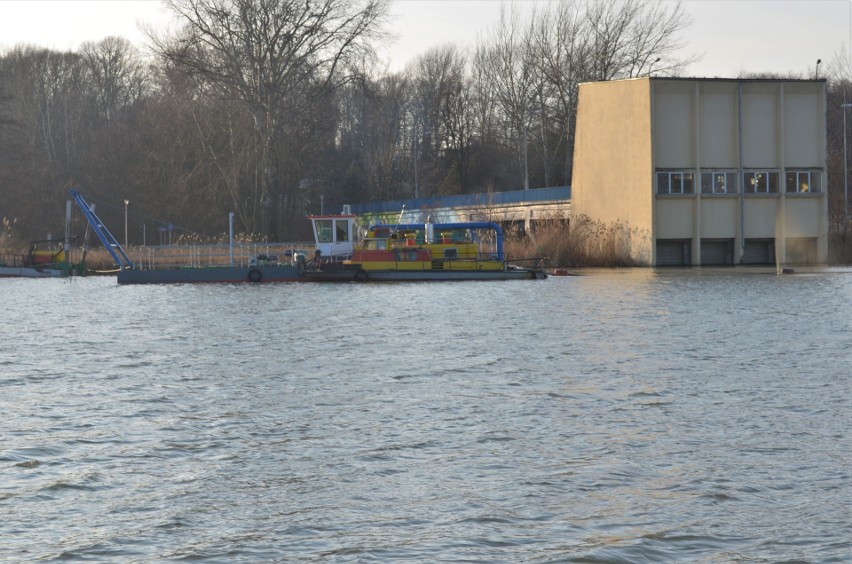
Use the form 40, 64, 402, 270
648, 56, 660, 77
124, 199, 129, 247
842, 104, 852, 217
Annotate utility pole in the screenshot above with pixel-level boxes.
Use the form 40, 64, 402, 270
842, 104, 852, 217
124, 199, 129, 247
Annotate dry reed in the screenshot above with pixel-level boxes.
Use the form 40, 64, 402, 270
504, 214, 638, 268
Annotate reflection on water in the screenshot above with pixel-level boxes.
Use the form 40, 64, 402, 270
1, 269, 850, 561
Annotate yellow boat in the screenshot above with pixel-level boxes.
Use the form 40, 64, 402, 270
0, 240, 81, 278
308, 215, 547, 281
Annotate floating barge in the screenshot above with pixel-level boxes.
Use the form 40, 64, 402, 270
71, 189, 546, 283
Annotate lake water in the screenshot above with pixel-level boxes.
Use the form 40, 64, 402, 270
1, 269, 850, 562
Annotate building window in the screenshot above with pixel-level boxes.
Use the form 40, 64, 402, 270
700, 171, 738, 194
785, 170, 821, 193
743, 171, 779, 194
657, 171, 695, 194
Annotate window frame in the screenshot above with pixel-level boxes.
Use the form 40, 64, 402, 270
700, 171, 738, 195
315, 219, 333, 243
743, 170, 780, 194
334, 219, 349, 242
785, 170, 822, 194
656, 170, 695, 195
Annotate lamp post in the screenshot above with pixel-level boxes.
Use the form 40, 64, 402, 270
124, 199, 129, 247
843, 104, 852, 217
648, 56, 661, 77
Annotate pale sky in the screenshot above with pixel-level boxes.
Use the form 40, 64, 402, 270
0, 0, 849, 78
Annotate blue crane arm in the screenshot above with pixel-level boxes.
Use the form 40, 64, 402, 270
69, 189, 134, 270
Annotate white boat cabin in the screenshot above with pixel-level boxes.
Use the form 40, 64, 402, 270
308, 207, 357, 261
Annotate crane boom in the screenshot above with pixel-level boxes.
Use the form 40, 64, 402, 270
69, 189, 134, 270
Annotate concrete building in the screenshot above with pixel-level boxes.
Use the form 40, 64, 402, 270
571, 77, 828, 266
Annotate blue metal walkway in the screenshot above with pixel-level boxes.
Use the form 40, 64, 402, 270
350, 186, 570, 215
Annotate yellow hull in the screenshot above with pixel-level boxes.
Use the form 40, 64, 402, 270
356, 259, 505, 272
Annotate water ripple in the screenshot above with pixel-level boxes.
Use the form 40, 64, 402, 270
0, 272, 849, 561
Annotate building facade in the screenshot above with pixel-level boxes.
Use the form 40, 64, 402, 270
571, 77, 828, 266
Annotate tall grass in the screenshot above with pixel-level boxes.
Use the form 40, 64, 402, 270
504, 215, 639, 267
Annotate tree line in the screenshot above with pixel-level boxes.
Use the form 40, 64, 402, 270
0, 0, 693, 243
1, 0, 850, 254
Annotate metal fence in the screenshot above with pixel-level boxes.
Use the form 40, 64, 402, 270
127, 242, 315, 270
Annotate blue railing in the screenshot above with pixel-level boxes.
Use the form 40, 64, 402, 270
349, 186, 571, 214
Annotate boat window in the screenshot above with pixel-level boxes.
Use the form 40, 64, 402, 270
364, 239, 386, 250
335, 220, 349, 242
315, 220, 333, 243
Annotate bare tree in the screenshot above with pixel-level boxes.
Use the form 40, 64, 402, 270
0, 87, 26, 216
583, 0, 693, 80
0, 46, 90, 230
480, 5, 537, 190
150, 0, 389, 237
469, 41, 499, 164
80, 37, 147, 125
529, 0, 587, 185
826, 49, 852, 85
408, 44, 471, 195
436, 50, 474, 194
525, 0, 693, 184
360, 74, 411, 201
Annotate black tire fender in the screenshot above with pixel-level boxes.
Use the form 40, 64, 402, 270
248, 268, 262, 283
354, 269, 369, 282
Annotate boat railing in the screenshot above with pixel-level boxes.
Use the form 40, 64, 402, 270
505, 256, 550, 270
316, 250, 354, 263
130, 242, 315, 270
0, 251, 27, 267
